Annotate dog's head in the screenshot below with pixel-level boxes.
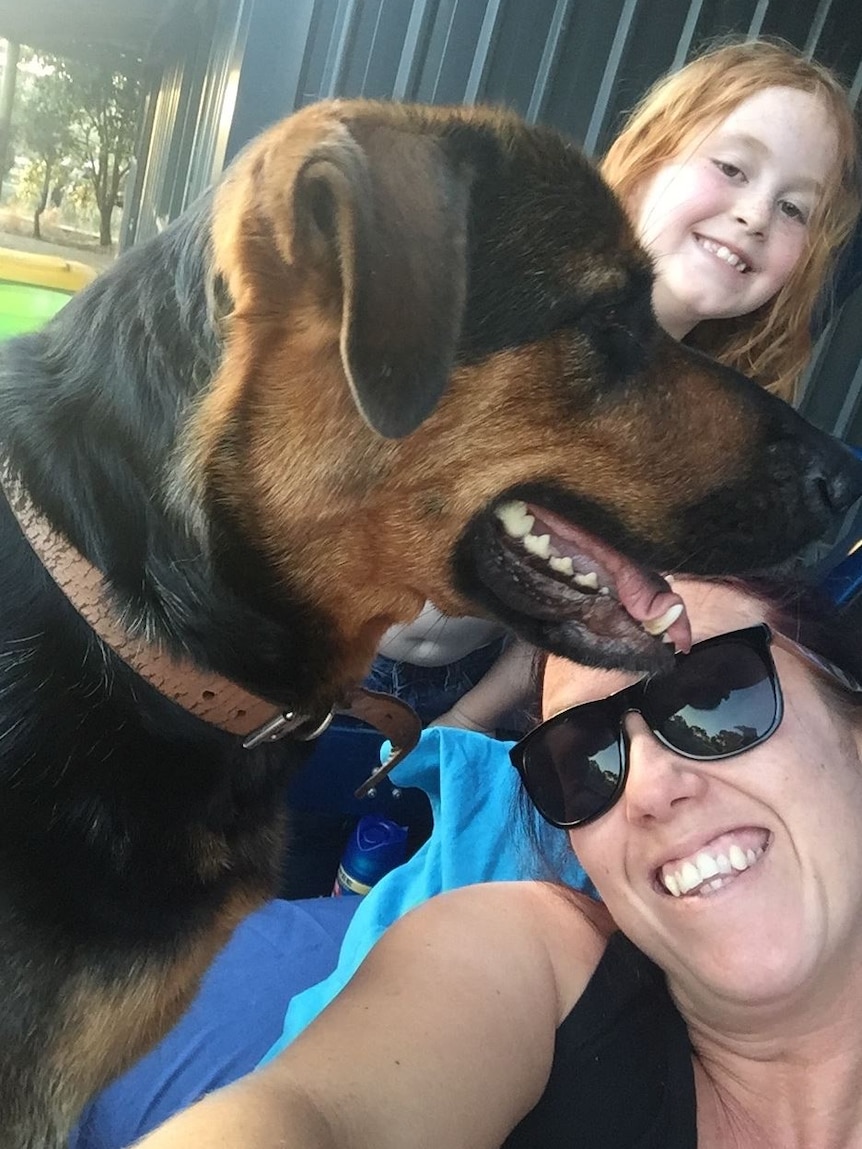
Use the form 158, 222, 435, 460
175, 99, 860, 692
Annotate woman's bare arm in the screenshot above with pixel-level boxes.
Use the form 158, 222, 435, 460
134, 882, 608, 1149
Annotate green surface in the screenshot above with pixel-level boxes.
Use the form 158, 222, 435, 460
0, 280, 72, 339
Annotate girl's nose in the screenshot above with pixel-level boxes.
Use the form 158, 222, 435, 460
734, 193, 770, 237
621, 713, 707, 824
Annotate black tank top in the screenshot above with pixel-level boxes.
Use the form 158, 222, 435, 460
502, 931, 697, 1148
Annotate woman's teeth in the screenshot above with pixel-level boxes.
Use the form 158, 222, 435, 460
661, 842, 766, 898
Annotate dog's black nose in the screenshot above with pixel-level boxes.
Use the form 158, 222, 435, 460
681, 408, 862, 575
790, 426, 862, 520
806, 444, 862, 516
762, 389, 862, 520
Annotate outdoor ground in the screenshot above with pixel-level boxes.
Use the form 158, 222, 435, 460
0, 206, 115, 273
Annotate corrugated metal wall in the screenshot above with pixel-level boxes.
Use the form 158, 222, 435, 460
125, 0, 252, 248
138, 0, 862, 445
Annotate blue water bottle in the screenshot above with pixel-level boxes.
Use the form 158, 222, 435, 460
333, 814, 408, 896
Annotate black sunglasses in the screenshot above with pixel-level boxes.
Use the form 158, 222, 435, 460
510, 624, 861, 830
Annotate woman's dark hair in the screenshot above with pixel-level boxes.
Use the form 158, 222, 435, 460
732, 572, 862, 716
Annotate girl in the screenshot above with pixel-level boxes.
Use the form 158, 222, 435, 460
602, 38, 861, 403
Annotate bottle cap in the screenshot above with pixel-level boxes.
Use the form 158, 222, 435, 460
334, 814, 408, 896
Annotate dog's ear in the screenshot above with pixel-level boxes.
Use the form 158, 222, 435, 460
291, 127, 473, 438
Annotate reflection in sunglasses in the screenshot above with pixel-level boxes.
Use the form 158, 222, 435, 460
661, 676, 776, 756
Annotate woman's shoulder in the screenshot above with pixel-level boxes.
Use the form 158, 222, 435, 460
395, 880, 613, 1024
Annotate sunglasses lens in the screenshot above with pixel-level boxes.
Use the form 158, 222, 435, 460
517, 703, 623, 827
646, 638, 777, 757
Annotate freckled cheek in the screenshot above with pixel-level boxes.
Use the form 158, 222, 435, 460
642, 185, 728, 253
771, 232, 808, 285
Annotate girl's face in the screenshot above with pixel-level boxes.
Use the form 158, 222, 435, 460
543, 580, 862, 1013
634, 86, 838, 339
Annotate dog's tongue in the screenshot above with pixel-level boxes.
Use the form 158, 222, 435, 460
613, 567, 691, 652
529, 505, 692, 653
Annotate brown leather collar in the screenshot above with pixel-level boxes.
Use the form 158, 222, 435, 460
1, 474, 421, 790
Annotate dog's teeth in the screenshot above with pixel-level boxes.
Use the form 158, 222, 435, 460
549, 556, 574, 576
523, 532, 552, 559
496, 500, 535, 539
574, 571, 599, 590
642, 602, 684, 636
599, 586, 610, 596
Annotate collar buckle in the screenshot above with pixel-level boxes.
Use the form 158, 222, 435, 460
242, 708, 335, 750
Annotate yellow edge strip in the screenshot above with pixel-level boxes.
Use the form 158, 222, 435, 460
0, 247, 98, 293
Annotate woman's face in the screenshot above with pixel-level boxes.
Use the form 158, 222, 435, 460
633, 86, 838, 339
543, 579, 862, 1010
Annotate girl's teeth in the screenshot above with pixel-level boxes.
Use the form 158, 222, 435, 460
694, 852, 719, 880
698, 236, 749, 271
729, 844, 749, 871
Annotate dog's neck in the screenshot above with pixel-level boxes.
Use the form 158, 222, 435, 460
3, 472, 324, 740
0, 474, 420, 777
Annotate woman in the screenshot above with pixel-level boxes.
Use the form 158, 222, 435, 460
137, 573, 862, 1147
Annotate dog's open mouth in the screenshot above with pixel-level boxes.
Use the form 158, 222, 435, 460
459, 498, 692, 671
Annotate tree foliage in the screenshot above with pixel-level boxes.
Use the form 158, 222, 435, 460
17, 62, 75, 238
16, 52, 141, 246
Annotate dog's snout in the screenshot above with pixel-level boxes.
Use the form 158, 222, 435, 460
802, 443, 862, 517
765, 394, 862, 522
680, 401, 862, 574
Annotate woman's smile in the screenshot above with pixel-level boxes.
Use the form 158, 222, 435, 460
655, 827, 771, 898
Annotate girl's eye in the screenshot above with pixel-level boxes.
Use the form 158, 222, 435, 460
713, 159, 744, 180
779, 199, 808, 224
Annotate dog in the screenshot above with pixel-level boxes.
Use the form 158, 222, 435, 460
0, 99, 859, 1147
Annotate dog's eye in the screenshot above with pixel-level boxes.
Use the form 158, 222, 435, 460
581, 294, 656, 379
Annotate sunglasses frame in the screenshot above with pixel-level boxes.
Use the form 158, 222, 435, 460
510, 623, 860, 831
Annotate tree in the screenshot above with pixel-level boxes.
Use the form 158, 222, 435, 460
0, 40, 21, 199
16, 51, 141, 247
17, 64, 76, 239
61, 57, 141, 247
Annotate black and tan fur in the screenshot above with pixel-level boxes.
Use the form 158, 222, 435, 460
0, 100, 858, 1146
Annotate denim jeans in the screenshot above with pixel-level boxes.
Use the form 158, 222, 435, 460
363, 636, 507, 724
